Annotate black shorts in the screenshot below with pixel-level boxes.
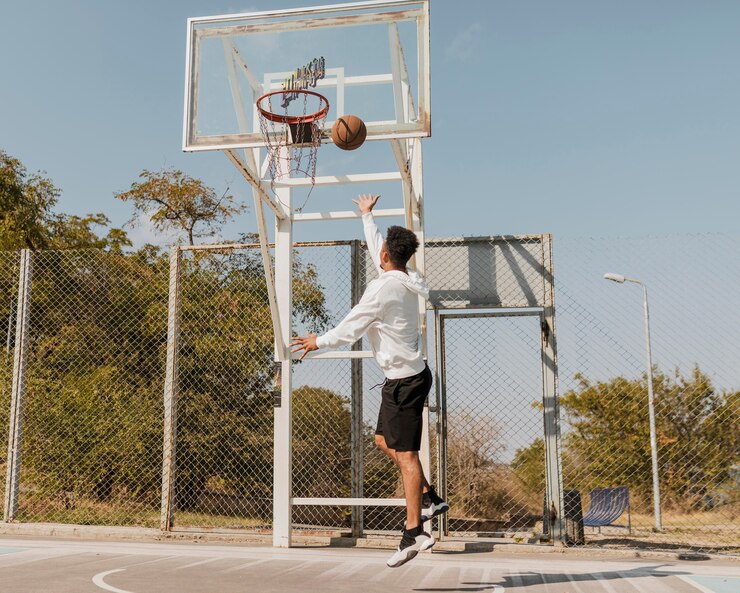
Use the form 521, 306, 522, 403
375, 364, 433, 452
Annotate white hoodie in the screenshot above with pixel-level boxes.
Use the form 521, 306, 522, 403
316, 213, 429, 379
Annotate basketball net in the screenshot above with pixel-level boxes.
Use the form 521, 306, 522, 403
256, 90, 329, 210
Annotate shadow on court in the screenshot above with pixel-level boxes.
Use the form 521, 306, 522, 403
413, 564, 690, 592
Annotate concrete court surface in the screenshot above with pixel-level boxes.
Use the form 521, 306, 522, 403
0, 537, 738, 593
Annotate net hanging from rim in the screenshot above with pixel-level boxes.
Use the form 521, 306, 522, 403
256, 90, 329, 209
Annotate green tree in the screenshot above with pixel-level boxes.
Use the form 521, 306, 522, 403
172, 249, 330, 513
0, 150, 60, 249
115, 169, 245, 245
511, 438, 546, 496
559, 367, 738, 511
48, 213, 132, 252
0, 152, 337, 526
292, 386, 352, 499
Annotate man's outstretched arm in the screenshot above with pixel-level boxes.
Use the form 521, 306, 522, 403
290, 281, 383, 359
353, 194, 383, 274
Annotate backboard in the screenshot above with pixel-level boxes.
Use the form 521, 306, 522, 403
182, 0, 430, 151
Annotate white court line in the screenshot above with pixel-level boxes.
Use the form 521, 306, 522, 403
593, 571, 622, 593
460, 566, 505, 592
271, 559, 317, 577
676, 575, 719, 593
415, 566, 449, 589
168, 557, 222, 572
221, 558, 272, 573
315, 560, 370, 579
483, 566, 505, 593
92, 569, 135, 593
618, 571, 677, 593
507, 570, 526, 590
564, 572, 590, 593
118, 555, 179, 569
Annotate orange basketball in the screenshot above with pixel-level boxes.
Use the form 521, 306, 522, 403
331, 115, 367, 150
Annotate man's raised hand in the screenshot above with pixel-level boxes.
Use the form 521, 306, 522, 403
289, 333, 318, 360
353, 193, 380, 214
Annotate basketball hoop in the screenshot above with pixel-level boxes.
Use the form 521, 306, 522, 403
256, 90, 329, 205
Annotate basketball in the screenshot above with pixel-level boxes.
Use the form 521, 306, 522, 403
331, 115, 367, 150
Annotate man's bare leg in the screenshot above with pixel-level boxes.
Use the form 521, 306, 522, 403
375, 434, 430, 492
396, 450, 424, 529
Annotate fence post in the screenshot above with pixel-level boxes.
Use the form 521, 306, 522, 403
434, 310, 449, 539
350, 240, 364, 538
540, 234, 565, 543
4, 249, 32, 522
160, 246, 182, 531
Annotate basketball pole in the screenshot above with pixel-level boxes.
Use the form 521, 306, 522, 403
273, 175, 293, 548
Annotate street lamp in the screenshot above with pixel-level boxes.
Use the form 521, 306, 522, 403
603, 272, 662, 531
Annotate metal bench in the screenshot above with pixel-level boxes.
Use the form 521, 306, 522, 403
582, 486, 631, 533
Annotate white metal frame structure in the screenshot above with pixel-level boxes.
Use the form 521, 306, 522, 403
421, 234, 564, 542
183, 0, 431, 548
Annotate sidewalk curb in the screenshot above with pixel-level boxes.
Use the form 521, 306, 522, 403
0, 522, 736, 562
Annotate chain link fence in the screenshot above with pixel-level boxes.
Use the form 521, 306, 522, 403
440, 313, 546, 537
554, 233, 739, 554
172, 247, 275, 530
0, 233, 737, 554
3, 249, 167, 526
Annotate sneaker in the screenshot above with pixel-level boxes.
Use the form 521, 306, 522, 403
401, 522, 435, 551
421, 486, 449, 523
386, 526, 434, 568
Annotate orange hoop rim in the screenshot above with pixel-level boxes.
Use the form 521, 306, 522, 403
256, 90, 330, 125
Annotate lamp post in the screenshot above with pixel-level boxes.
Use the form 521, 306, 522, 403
603, 272, 662, 531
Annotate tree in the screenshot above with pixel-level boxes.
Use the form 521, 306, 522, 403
11, 243, 333, 522
558, 367, 737, 511
292, 386, 352, 499
115, 169, 245, 245
48, 213, 132, 251
0, 149, 60, 250
0, 149, 131, 252
511, 438, 546, 497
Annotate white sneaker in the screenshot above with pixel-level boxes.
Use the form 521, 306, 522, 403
386, 528, 435, 568
421, 488, 449, 523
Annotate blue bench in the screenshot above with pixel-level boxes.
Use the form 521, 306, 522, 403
582, 486, 631, 533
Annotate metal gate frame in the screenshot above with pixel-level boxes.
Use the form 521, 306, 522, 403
433, 306, 563, 542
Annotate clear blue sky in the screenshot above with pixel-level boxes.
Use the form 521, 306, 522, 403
1, 0, 739, 245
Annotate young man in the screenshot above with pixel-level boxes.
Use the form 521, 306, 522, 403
290, 194, 448, 568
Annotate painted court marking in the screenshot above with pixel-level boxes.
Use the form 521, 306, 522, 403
0, 547, 24, 555
678, 574, 740, 593
1, 538, 736, 593
92, 569, 134, 593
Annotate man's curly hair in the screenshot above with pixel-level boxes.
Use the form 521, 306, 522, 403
385, 225, 419, 267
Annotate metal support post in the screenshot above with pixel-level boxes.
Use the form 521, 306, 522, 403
642, 284, 662, 531
350, 240, 364, 538
540, 235, 564, 543
160, 247, 182, 531
4, 249, 32, 522
273, 181, 293, 548
434, 310, 449, 539
603, 272, 662, 531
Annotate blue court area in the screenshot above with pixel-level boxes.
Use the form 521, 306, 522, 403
0, 547, 24, 555
686, 575, 740, 593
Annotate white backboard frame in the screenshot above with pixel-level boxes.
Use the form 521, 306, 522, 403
182, 0, 431, 151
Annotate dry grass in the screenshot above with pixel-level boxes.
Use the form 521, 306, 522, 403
584, 510, 740, 553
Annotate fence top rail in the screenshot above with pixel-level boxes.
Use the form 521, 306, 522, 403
0, 235, 551, 257
177, 234, 550, 252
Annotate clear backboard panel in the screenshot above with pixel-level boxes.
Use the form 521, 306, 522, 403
183, 0, 430, 151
